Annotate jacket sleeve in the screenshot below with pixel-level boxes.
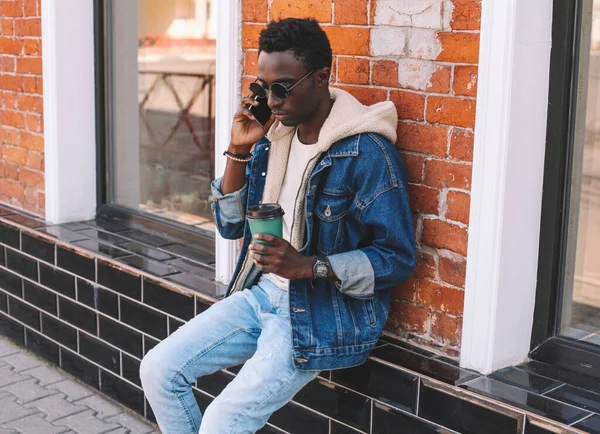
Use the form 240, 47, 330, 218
210, 177, 248, 240
328, 183, 416, 299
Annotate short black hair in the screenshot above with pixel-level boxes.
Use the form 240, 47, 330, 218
258, 18, 332, 71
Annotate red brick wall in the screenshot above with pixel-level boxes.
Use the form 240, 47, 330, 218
241, 0, 481, 355
0, 0, 44, 216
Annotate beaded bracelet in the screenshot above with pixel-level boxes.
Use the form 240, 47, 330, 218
223, 150, 252, 163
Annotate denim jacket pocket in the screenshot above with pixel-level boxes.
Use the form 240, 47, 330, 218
314, 192, 352, 255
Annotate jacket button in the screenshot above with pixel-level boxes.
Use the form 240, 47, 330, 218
262, 172, 266, 176
265, 147, 269, 151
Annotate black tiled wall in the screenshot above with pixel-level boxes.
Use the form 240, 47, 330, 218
0, 210, 587, 434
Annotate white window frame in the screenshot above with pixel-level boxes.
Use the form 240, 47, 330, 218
42, 0, 241, 283
460, 0, 554, 373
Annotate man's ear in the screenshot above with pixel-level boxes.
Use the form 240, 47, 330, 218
316, 68, 331, 87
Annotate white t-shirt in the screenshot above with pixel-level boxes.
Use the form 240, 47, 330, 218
260, 129, 321, 290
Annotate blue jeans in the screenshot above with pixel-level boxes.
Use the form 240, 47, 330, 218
140, 279, 320, 433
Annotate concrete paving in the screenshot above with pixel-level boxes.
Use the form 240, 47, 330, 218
0, 337, 158, 433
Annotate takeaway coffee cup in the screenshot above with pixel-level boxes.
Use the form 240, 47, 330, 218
246, 203, 284, 244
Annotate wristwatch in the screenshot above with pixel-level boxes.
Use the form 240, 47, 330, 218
312, 256, 330, 279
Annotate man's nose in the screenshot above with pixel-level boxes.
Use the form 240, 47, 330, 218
267, 92, 282, 109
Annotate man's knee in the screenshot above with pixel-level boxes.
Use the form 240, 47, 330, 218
140, 344, 169, 389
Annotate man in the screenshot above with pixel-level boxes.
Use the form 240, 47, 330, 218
140, 18, 415, 434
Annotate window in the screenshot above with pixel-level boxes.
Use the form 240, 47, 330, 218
99, 0, 217, 235
532, 0, 600, 372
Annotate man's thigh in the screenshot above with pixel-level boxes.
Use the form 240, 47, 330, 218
144, 290, 263, 382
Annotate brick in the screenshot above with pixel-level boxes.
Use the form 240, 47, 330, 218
24, 0, 38, 17
334, 0, 368, 25
0, 2, 23, 17
397, 122, 447, 157
445, 190, 470, 224
0, 56, 15, 72
1, 127, 19, 145
0, 396, 38, 424
241, 76, 255, 97
25, 150, 42, 171
0, 109, 24, 129
388, 301, 428, 333
16, 57, 42, 74
392, 277, 418, 302
20, 365, 64, 386
242, 0, 267, 22
244, 50, 258, 77
390, 90, 425, 121
428, 65, 451, 93
431, 312, 461, 346
326, 27, 370, 56
0, 74, 21, 92
19, 167, 43, 188
437, 32, 480, 63
337, 57, 369, 85
22, 76, 42, 94
407, 28, 443, 60
453, 65, 478, 97
424, 159, 471, 189
270, 0, 332, 22
5, 412, 71, 433
334, 85, 386, 106
4, 163, 18, 180
417, 279, 464, 315
37, 191, 44, 210
2, 377, 57, 404
19, 131, 43, 151
426, 95, 476, 128
25, 113, 41, 132
241, 24, 265, 49
23, 39, 40, 56
408, 183, 439, 216
374, 0, 444, 29
451, 0, 482, 31
50, 409, 120, 433
17, 94, 42, 113
371, 60, 398, 87
14, 18, 41, 37
0, 38, 22, 55
2, 91, 17, 109
400, 152, 425, 183
449, 128, 473, 161
422, 218, 468, 255
439, 253, 466, 287
2, 145, 27, 165
1, 19, 14, 36
413, 250, 437, 280
370, 27, 408, 56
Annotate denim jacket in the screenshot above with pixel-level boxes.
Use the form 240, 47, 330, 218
210, 131, 416, 371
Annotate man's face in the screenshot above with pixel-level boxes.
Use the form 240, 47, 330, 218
256, 50, 320, 127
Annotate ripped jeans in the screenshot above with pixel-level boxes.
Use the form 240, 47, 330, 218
140, 278, 319, 434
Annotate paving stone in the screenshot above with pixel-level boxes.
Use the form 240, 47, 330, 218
3, 413, 70, 434
22, 365, 65, 386
53, 409, 121, 434
105, 412, 155, 433
24, 393, 88, 421
0, 366, 31, 388
0, 396, 39, 423
0, 340, 21, 358
2, 353, 40, 373
47, 380, 94, 402
1, 378, 58, 403
74, 395, 123, 419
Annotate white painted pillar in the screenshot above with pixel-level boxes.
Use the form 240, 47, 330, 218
460, 0, 553, 373
42, 0, 97, 223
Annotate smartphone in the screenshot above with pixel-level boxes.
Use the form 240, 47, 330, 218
249, 95, 272, 126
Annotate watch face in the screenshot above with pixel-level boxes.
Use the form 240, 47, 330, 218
315, 261, 329, 278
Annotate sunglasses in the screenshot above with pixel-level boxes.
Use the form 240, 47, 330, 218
249, 69, 316, 99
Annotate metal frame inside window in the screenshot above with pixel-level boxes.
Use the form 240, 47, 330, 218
530, 0, 600, 375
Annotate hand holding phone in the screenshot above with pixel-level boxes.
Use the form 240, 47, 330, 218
249, 95, 272, 126
230, 92, 274, 149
